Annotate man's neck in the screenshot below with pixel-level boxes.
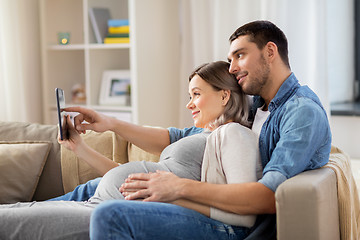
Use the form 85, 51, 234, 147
262, 69, 292, 110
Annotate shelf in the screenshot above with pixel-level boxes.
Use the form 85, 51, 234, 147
48, 43, 130, 51
88, 43, 130, 49
41, 0, 181, 127
48, 44, 86, 50
41, 0, 133, 124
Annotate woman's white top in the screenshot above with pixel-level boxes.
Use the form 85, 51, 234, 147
201, 122, 262, 227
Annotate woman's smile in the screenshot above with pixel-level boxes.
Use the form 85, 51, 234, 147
192, 111, 200, 119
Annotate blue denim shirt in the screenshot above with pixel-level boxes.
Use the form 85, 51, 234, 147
255, 73, 332, 192
168, 73, 332, 193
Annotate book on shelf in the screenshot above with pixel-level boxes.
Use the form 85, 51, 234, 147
104, 37, 130, 44
89, 7, 111, 43
106, 33, 129, 38
108, 19, 129, 27
108, 26, 130, 34
93, 18, 130, 44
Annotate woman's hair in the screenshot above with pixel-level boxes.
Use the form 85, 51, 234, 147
189, 61, 251, 128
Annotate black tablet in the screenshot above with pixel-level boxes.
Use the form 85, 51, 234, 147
55, 88, 69, 140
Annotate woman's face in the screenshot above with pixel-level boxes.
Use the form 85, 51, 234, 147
186, 74, 227, 129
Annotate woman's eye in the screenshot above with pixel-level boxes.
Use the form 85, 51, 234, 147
238, 53, 243, 58
189, 92, 200, 100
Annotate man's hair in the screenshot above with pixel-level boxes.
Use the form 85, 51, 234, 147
189, 61, 251, 128
229, 20, 290, 69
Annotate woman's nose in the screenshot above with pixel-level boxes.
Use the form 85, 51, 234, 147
186, 99, 194, 109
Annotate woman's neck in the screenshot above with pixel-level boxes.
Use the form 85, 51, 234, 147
205, 120, 234, 131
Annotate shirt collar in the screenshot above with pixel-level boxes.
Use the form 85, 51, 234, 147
251, 73, 300, 116
268, 73, 299, 112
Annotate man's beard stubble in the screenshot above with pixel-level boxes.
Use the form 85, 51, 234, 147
241, 54, 270, 96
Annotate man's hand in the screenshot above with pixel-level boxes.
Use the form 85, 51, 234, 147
63, 106, 113, 134
120, 171, 184, 202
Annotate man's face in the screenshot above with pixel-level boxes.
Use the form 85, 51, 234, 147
227, 35, 270, 96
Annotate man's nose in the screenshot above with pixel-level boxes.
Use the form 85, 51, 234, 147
229, 61, 239, 74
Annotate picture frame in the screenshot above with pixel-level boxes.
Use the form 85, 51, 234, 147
99, 70, 131, 105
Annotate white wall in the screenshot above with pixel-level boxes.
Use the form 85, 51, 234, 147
131, 0, 181, 127
332, 116, 360, 192
327, 0, 355, 103
330, 116, 360, 159
0, 0, 42, 123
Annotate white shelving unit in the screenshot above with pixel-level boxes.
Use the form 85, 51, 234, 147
40, 0, 181, 127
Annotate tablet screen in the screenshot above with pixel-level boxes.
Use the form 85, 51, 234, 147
55, 88, 68, 140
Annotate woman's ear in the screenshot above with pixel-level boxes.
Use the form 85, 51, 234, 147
221, 90, 231, 106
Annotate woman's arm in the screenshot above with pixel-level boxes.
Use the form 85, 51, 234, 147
64, 106, 171, 155
72, 142, 119, 176
109, 119, 170, 156
59, 115, 119, 176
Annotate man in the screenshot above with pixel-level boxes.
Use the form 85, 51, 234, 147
89, 20, 332, 239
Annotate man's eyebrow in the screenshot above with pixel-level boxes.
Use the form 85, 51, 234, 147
232, 48, 245, 56
227, 48, 245, 62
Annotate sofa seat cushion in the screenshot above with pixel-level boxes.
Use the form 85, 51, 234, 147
0, 141, 51, 203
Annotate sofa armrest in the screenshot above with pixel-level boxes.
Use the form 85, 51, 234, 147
275, 168, 340, 240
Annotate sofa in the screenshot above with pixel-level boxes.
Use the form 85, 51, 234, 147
0, 121, 343, 239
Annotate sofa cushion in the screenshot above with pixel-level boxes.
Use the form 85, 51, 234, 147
0, 141, 51, 203
61, 131, 129, 193
0, 121, 62, 201
128, 144, 160, 163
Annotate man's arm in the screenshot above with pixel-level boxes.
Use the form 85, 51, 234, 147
171, 199, 210, 217
259, 99, 331, 192
121, 171, 276, 215
178, 180, 276, 215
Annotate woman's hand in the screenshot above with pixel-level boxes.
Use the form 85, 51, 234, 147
57, 115, 85, 154
63, 106, 113, 134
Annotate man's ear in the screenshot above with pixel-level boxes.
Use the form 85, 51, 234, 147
222, 90, 231, 106
265, 41, 278, 62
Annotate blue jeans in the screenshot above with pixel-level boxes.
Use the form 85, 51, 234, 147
90, 200, 249, 240
48, 177, 101, 201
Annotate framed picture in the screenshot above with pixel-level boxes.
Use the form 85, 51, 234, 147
99, 70, 131, 105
